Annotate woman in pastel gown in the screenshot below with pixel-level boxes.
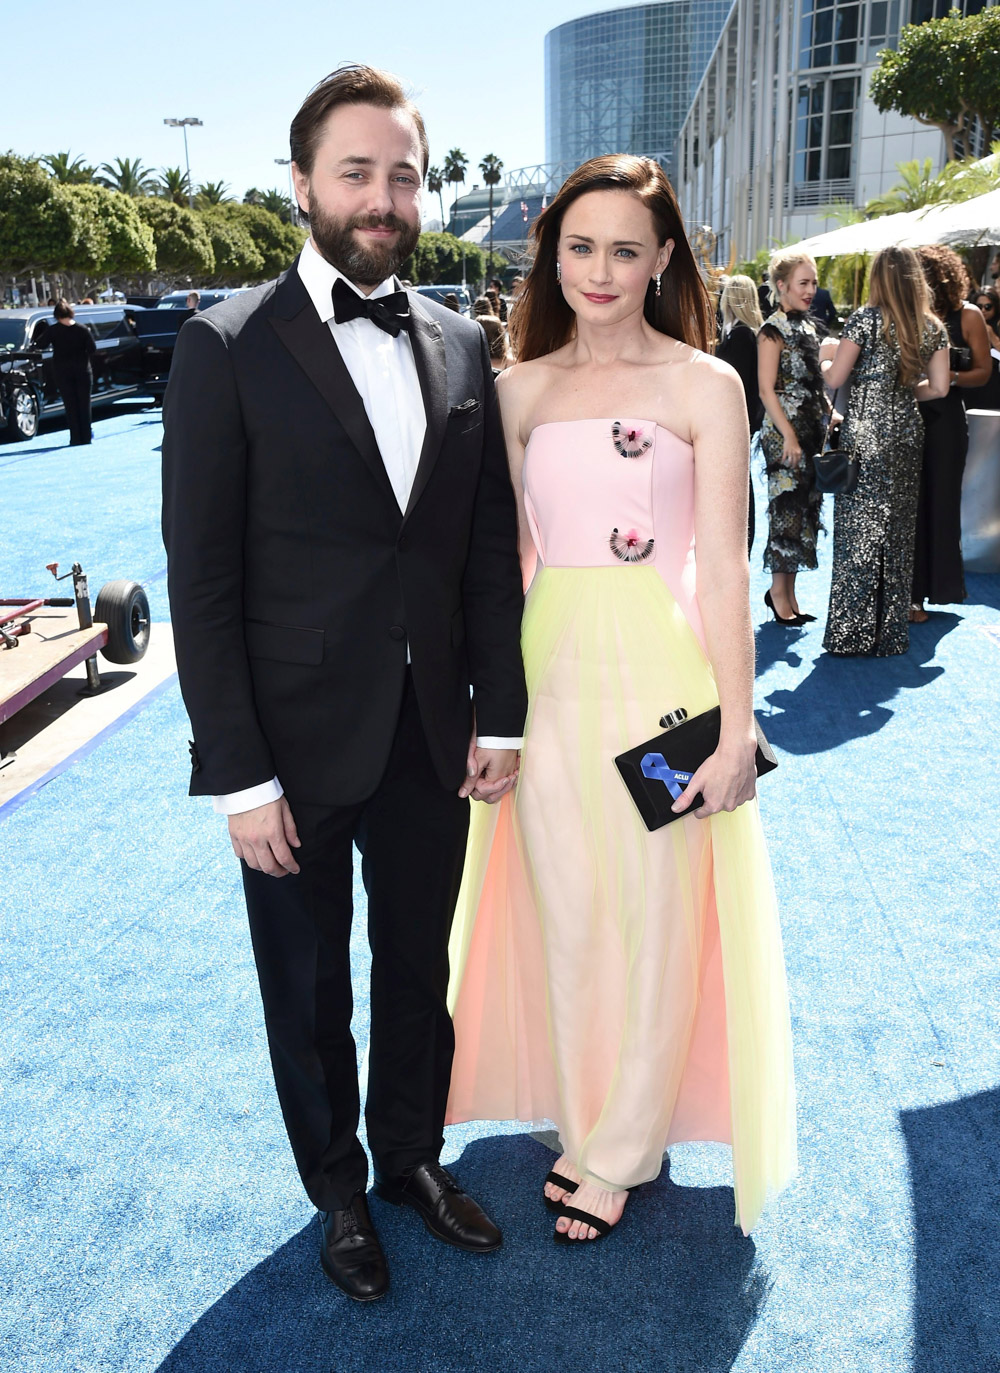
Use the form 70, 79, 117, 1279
446, 155, 796, 1242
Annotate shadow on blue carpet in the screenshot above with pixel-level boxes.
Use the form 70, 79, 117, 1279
155, 1137, 765, 1373
903, 1086, 1000, 1373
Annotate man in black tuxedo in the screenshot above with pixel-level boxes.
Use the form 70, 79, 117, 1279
161, 65, 527, 1302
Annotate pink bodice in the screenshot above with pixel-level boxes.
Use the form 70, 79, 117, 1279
523, 418, 705, 645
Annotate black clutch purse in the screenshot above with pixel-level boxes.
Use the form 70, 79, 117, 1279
614, 706, 777, 831
811, 419, 859, 496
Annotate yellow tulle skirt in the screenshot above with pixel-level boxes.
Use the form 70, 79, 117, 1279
446, 566, 796, 1234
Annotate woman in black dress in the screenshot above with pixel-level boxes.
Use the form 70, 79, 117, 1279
964, 288, 1000, 410
911, 247, 991, 619
717, 274, 764, 556
757, 251, 828, 625
48, 300, 96, 446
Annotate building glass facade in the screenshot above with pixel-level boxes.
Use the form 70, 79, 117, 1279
545, 1, 731, 172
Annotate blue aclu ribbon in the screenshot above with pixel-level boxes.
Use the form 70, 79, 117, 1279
640, 752, 693, 801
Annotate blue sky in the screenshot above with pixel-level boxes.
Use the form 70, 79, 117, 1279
5, 0, 617, 221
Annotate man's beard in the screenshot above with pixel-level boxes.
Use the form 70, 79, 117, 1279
308, 191, 420, 287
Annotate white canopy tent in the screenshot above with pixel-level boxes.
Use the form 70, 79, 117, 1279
779, 187, 1000, 259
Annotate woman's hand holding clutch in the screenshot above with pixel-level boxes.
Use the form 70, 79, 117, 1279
670, 733, 758, 820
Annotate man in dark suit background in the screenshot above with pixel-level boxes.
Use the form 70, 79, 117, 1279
161, 65, 527, 1303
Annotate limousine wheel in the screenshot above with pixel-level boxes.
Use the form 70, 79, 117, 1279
10, 386, 39, 441
95, 580, 150, 664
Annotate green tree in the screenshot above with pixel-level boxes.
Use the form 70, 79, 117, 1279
196, 179, 233, 207
158, 166, 191, 206
41, 151, 96, 184
865, 157, 953, 214
402, 231, 494, 286
0, 153, 92, 275
135, 198, 215, 283
58, 184, 156, 295
203, 202, 304, 279
197, 206, 266, 284
426, 165, 446, 228
97, 156, 157, 196
257, 188, 292, 220
479, 153, 504, 278
442, 148, 468, 229
243, 187, 263, 205
870, 6, 1000, 161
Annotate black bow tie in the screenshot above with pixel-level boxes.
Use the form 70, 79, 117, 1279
332, 277, 410, 336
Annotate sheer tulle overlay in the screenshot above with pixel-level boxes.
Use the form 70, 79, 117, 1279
446, 421, 796, 1234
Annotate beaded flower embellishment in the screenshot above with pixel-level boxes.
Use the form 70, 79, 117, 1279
611, 420, 654, 459
609, 527, 655, 563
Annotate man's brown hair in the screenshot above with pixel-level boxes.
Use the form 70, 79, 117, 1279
289, 63, 429, 186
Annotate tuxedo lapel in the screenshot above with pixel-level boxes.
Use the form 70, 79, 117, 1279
268, 265, 398, 511
403, 297, 448, 522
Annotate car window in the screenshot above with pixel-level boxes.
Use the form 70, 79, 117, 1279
0, 319, 29, 349
86, 316, 126, 341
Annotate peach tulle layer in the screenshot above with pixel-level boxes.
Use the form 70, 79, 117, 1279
446, 566, 796, 1234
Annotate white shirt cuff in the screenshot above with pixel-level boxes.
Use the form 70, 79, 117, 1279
212, 776, 284, 815
476, 736, 523, 749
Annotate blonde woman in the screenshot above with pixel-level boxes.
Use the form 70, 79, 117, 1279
717, 275, 765, 554
757, 252, 828, 625
821, 246, 949, 657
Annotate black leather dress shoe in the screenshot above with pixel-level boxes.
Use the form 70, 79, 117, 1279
374, 1161, 502, 1252
319, 1192, 389, 1301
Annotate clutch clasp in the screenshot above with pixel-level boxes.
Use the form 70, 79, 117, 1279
658, 707, 689, 731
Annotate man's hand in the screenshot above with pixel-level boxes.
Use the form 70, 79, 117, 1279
229, 796, 301, 877
459, 743, 519, 803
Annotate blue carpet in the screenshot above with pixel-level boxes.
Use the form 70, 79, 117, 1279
1, 413, 998, 1372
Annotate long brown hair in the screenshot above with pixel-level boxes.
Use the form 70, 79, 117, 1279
509, 155, 714, 362
868, 246, 939, 389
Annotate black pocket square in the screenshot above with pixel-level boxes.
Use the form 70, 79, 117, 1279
448, 398, 481, 416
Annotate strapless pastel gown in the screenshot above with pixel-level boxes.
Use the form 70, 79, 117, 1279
446, 419, 796, 1234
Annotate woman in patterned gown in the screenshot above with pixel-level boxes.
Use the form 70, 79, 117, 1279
821, 247, 949, 656
446, 156, 796, 1243
757, 251, 828, 624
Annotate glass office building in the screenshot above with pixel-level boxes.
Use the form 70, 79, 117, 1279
676, 0, 996, 262
545, 2, 732, 172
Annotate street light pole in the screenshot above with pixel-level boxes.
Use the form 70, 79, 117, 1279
164, 117, 203, 208
275, 157, 295, 223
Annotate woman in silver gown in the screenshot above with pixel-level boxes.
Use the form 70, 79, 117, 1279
820, 247, 949, 657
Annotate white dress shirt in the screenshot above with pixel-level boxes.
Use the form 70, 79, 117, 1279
213, 239, 519, 816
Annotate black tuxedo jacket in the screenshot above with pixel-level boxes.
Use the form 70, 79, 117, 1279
161, 260, 527, 805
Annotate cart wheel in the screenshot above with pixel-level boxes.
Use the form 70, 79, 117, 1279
95, 581, 150, 664
7, 386, 40, 441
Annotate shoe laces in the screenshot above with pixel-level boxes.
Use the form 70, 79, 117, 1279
421, 1162, 462, 1194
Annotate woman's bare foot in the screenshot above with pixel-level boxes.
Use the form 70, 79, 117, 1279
910, 603, 929, 623
544, 1155, 583, 1207
554, 1180, 628, 1241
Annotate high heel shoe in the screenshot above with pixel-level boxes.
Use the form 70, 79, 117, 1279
764, 590, 805, 627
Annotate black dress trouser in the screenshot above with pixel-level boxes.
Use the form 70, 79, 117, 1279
55, 365, 93, 445
241, 671, 471, 1212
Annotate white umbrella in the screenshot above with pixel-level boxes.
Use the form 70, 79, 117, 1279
898, 188, 1000, 248
777, 211, 922, 259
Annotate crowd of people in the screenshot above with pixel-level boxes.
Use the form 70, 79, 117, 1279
687, 241, 992, 656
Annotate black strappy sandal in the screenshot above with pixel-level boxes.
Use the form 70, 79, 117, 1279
552, 1203, 614, 1243
542, 1169, 579, 1215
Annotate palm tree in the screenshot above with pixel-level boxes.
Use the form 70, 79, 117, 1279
96, 157, 157, 196
197, 180, 233, 206
258, 188, 291, 219
158, 165, 191, 206
865, 158, 952, 216
479, 153, 504, 279
426, 165, 446, 229
243, 187, 263, 205
442, 148, 468, 231
41, 151, 95, 184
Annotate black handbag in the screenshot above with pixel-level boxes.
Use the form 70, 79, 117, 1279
811, 418, 859, 495
614, 706, 777, 831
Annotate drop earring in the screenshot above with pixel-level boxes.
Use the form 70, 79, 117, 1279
654, 272, 662, 298
556, 261, 562, 282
